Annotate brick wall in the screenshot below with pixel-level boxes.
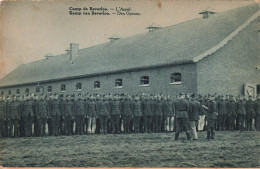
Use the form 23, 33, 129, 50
196, 18, 260, 96
0, 63, 197, 97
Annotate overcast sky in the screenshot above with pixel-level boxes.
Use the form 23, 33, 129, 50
0, 0, 256, 79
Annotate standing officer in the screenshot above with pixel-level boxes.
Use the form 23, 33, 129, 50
110, 96, 121, 134
188, 94, 200, 140
74, 93, 85, 135
198, 96, 206, 132
174, 92, 191, 141
205, 95, 218, 140
22, 95, 34, 137
99, 96, 109, 134
236, 96, 246, 131
217, 95, 228, 131
254, 95, 260, 131
62, 94, 74, 135
121, 96, 133, 134
36, 94, 49, 136
142, 96, 152, 133
7, 95, 21, 137
87, 96, 97, 134
132, 96, 142, 133
227, 96, 237, 131
163, 96, 174, 132
50, 93, 61, 136
0, 96, 6, 138
154, 96, 164, 133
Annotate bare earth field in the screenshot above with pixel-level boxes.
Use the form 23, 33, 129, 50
0, 131, 259, 167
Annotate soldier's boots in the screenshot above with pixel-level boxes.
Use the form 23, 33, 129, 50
207, 131, 211, 140
211, 130, 215, 139
175, 132, 179, 140
186, 131, 192, 140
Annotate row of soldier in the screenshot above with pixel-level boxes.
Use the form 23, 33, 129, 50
0, 92, 259, 139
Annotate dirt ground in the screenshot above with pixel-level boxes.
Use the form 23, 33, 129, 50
0, 131, 259, 167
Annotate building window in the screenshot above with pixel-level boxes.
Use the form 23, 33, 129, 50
115, 79, 123, 88
36, 87, 40, 93
76, 83, 82, 91
94, 81, 100, 89
1, 91, 4, 95
61, 84, 66, 92
8, 90, 11, 95
257, 85, 260, 95
26, 88, 29, 94
47, 86, 52, 93
140, 76, 149, 86
16, 89, 20, 94
170, 73, 182, 84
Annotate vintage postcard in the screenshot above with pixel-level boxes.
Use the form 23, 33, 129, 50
0, 0, 259, 168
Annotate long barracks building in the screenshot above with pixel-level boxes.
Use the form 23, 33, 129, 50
0, 4, 259, 97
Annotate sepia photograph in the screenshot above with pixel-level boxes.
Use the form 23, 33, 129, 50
0, 0, 259, 167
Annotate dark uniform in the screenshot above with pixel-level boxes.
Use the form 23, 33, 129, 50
35, 96, 49, 136
174, 95, 191, 140
99, 98, 109, 134
245, 97, 255, 131
206, 98, 217, 140
189, 98, 200, 140
62, 96, 74, 135
121, 98, 133, 134
50, 97, 61, 136
142, 98, 153, 133
132, 97, 142, 133
110, 98, 121, 134
7, 97, 21, 137
22, 97, 34, 137
236, 98, 246, 131
87, 98, 97, 134
217, 98, 228, 130
75, 96, 85, 135
153, 98, 163, 132
227, 98, 237, 131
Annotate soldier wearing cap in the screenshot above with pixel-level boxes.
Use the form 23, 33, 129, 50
236, 96, 246, 131
74, 93, 85, 135
35, 94, 49, 136
188, 94, 200, 140
62, 94, 74, 135
227, 96, 237, 131
163, 96, 175, 132
87, 96, 97, 134
110, 96, 121, 134
6, 95, 21, 137
153, 96, 164, 133
98, 96, 109, 134
121, 96, 133, 134
198, 96, 207, 132
174, 92, 191, 140
217, 95, 228, 131
21, 94, 34, 137
50, 93, 61, 136
132, 96, 142, 133
204, 95, 218, 140
254, 95, 260, 131
47, 94, 53, 135
141, 96, 153, 133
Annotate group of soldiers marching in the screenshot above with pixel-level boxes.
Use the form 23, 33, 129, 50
0, 91, 259, 140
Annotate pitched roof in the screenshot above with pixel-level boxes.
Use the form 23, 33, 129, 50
0, 4, 259, 87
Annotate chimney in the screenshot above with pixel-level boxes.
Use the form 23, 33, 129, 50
108, 34, 121, 42
199, 7, 215, 19
69, 43, 79, 61
146, 23, 162, 32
